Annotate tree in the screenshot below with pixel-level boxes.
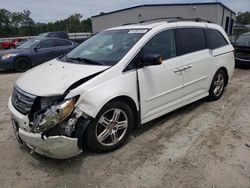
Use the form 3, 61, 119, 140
236, 12, 250, 24
0, 8, 92, 37
0, 9, 12, 36
81, 18, 92, 32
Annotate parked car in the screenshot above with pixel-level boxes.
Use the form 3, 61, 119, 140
37, 31, 70, 40
0, 38, 21, 49
8, 20, 234, 159
0, 38, 77, 71
234, 32, 250, 67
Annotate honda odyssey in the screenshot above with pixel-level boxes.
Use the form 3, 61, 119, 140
8, 20, 235, 159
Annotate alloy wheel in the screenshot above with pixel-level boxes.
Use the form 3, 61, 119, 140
95, 108, 128, 146
213, 72, 225, 97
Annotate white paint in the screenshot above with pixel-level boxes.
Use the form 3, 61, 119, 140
9, 21, 235, 159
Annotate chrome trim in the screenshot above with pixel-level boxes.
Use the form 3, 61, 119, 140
12, 85, 36, 115
235, 57, 250, 62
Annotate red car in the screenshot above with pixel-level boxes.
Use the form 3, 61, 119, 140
0, 38, 21, 49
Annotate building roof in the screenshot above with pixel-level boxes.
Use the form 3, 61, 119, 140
92, 2, 236, 18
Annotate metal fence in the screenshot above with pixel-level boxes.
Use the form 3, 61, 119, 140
0, 32, 92, 42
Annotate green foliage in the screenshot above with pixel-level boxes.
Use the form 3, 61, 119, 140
236, 12, 250, 24
0, 9, 92, 37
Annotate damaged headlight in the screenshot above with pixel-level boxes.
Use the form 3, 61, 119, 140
32, 98, 76, 133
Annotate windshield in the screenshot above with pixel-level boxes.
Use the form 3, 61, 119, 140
17, 39, 40, 49
236, 34, 250, 47
66, 29, 147, 66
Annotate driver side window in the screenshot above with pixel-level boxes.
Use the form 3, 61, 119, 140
124, 29, 176, 72
37, 40, 54, 49
143, 29, 176, 60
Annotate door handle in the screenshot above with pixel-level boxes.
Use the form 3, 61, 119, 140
174, 67, 185, 73
174, 64, 192, 74
184, 64, 192, 70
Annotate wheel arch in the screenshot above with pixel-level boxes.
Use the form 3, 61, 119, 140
217, 66, 229, 87
106, 95, 140, 129
79, 95, 140, 149
14, 55, 32, 64
13, 55, 32, 70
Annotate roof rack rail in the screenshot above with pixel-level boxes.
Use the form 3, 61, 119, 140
123, 22, 138, 26
122, 17, 212, 26
139, 17, 183, 23
175, 17, 212, 23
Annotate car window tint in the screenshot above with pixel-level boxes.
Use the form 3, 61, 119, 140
38, 40, 54, 48
143, 29, 176, 60
178, 28, 206, 55
53, 39, 72, 47
205, 29, 228, 49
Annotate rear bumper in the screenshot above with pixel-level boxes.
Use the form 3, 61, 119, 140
8, 98, 82, 159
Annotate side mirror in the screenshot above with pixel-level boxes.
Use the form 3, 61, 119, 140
141, 54, 163, 67
33, 46, 41, 51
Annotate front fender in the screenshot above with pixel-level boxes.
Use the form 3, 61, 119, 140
67, 71, 139, 118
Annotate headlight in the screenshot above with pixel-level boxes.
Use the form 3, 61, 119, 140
33, 98, 76, 133
2, 54, 18, 60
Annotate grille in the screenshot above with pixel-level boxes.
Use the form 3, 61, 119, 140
12, 86, 36, 115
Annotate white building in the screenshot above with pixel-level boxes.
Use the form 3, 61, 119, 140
91, 2, 235, 34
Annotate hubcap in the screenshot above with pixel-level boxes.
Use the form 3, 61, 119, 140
95, 108, 128, 146
213, 73, 224, 97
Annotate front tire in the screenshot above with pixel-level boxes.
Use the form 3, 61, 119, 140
208, 69, 226, 101
86, 101, 134, 152
14, 57, 31, 72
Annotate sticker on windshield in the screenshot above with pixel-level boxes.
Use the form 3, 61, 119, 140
128, 30, 148, 34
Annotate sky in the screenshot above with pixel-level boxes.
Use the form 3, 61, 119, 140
0, 0, 249, 23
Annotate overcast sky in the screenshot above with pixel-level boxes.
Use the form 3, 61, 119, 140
0, 0, 249, 23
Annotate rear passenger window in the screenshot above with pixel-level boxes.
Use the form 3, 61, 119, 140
38, 40, 54, 49
143, 29, 176, 60
205, 29, 228, 49
178, 28, 206, 55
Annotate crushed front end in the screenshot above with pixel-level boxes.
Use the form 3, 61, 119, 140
8, 85, 90, 159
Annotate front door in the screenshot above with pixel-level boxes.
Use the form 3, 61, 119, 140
138, 29, 184, 124
31, 39, 55, 65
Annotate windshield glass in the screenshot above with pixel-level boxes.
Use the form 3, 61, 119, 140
17, 39, 40, 49
236, 34, 250, 47
66, 29, 147, 66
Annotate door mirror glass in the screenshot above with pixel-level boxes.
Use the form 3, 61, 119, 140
141, 54, 163, 66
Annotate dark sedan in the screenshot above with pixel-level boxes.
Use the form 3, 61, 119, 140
0, 38, 77, 72
234, 32, 250, 67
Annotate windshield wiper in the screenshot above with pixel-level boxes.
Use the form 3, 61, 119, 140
66, 56, 103, 65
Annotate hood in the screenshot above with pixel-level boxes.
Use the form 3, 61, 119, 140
16, 59, 109, 96
0, 49, 27, 56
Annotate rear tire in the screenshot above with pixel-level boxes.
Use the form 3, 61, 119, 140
208, 69, 226, 101
85, 101, 134, 152
14, 57, 31, 72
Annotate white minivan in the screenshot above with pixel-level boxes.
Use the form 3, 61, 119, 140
8, 20, 235, 159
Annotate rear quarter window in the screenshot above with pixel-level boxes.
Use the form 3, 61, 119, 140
205, 29, 228, 49
177, 28, 206, 55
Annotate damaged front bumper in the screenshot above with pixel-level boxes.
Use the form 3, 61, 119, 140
18, 128, 82, 159
8, 98, 82, 159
